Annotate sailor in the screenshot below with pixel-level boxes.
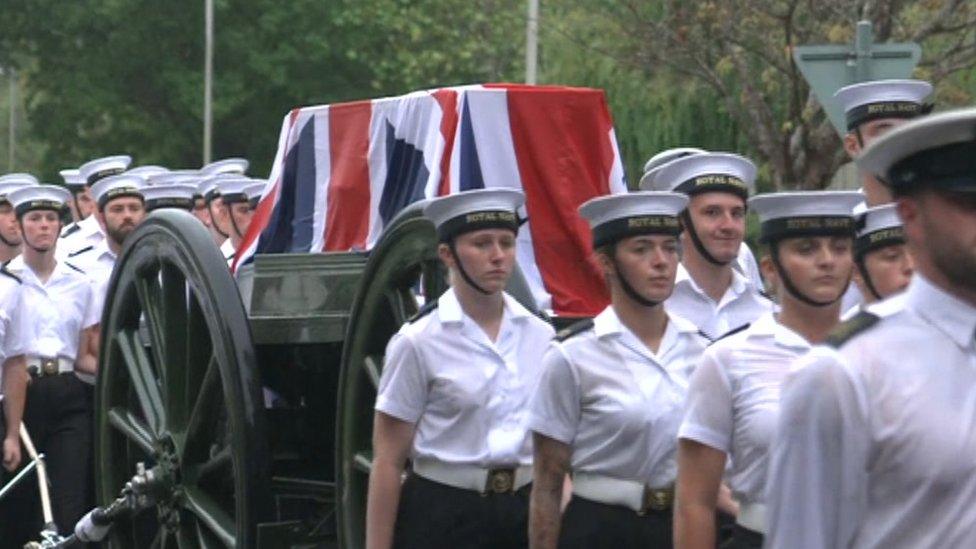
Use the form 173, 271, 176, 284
765, 108, 976, 548
2, 185, 100, 542
68, 174, 145, 306
643, 152, 772, 341
58, 169, 90, 224
0, 177, 37, 263
675, 190, 861, 549
200, 158, 249, 246
142, 182, 197, 213
529, 192, 708, 548
834, 79, 933, 206
842, 203, 913, 319
366, 189, 554, 549
0, 249, 29, 543
212, 177, 264, 265
639, 148, 763, 287
59, 155, 132, 257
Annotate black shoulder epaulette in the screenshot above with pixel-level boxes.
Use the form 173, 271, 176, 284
0, 267, 21, 284
554, 318, 594, 342
826, 311, 880, 348
67, 245, 94, 258
60, 224, 81, 238
63, 261, 85, 274
710, 323, 751, 344
408, 300, 439, 324
759, 289, 774, 301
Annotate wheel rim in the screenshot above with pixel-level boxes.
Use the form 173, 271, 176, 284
95, 210, 270, 548
336, 212, 447, 549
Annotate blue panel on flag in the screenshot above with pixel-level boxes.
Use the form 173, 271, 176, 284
378, 121, 429, 225
459, 99, 485, 191
289, 121, 317, 252
257, 128, 302, 254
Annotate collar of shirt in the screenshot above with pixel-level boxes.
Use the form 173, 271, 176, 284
907, 274, 976, 349
675, 262, 750, 301
15, 259, 80, 289
220, 239, 235, 259
78, 214, 104, 237
436, 287, 531, 325
746, 311, 811, 350
593, 305, 697, 362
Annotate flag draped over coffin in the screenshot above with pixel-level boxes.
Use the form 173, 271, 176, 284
234, 83, 627, 317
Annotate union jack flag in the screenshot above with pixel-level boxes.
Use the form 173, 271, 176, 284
235, 84, 627, 316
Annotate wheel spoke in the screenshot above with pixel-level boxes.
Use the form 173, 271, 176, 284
386, 290, 410, 325
150, 527, 168, 549
362, 355, 382, 389
421, 261, 446, 301
107, 407, 155, 455
195, 445, 232, 481
353, 451, 373, 474
175, 512, 197, 549
136, 275, 168, 371
161, 263, 189, 427
183, 485, 235, 547
183, 355, 220, 460
115, 329, 166, 435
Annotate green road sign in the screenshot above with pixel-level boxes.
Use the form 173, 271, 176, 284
794, 20, 921, 136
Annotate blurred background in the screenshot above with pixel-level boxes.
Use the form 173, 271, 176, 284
1, 0, 974, 192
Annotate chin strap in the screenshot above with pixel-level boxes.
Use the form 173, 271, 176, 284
611, 254, 661, 308
448, 241, 491, 295
0, 232, 19, 248
680, 210, 731, 267
855, 258, 883, 301
770, 245, 848, 308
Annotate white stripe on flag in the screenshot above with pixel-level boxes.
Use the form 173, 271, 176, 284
310, 108, 331, 252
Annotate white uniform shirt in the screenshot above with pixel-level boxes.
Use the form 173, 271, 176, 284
375, 288, 554, 466
68, 240, 117, 300
735, 242, 762, 289
0, 274, 29, 399
665, 262, 772, 341
58, 215, 104, 259
765, 275, 976, 549
7, 257, 100, 363
529, 306, 707, 487
678, 312, 810, 504
220, 239, 236, 266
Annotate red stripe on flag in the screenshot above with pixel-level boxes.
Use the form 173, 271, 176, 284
505, 88, 615, 316
232, 108, 301, 272
324, 101, 372, 251
432, 89, 459, 197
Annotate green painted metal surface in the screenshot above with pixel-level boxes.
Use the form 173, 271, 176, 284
794, 20, 921, 136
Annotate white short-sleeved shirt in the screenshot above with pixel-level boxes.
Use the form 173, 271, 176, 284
678, 312, 810, 503
735, 242, 762, 289
765, 275, 976, 549
58, 215, 105, 259
375, 288, 554, 466
7, 257, 100, 363
0, 273, 30, 398
68, 240, 117, 300
220, 239, 236, 266
529, 306, 708, 487
665, 263, 772, 342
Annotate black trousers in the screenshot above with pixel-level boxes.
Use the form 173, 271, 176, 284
393, 473, 530, 549
720, 524, 764, 549
0, 374, 93, 548
558, 496, 672, 549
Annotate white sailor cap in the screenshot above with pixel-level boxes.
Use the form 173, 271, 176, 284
216, 177, 261, 204
0, 179, 37, 204
58, 169, 86, 189
855, 203, 905, 258
649, 152, 756, 199
146, 170, 200, 187
578, 191, 688, 248
91, 174, 145, 209
126, 165, 169, 179
200, 158, 249, 176
78, 155, 133, 186
857, 107, 976, 195
749, 191, 863, 243
0, 173, 40, 186
199, 174, 234, 202
8, 184, 71, 217
243, 181, 265, 208
833, 79, 933, 132
424, 189, 524, 242
143, 184, 196, 212
638, 148, 706, 190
